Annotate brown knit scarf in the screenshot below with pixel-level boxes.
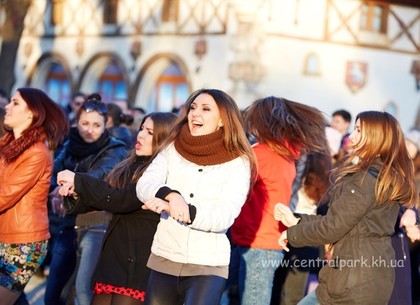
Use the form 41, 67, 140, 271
174, 124, 239, 166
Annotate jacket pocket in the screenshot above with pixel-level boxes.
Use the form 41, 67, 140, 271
323, 254, 371, 299
322, 264, 350, 299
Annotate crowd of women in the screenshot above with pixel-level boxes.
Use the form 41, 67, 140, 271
0, 86, 419, 305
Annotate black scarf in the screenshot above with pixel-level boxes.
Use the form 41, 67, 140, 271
129, 155, 151, 177
67, 127, 110, 160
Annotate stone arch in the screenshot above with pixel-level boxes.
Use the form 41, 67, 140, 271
78, 52, 130, 103
132, 53, 191, 111
26, 52, 73, 107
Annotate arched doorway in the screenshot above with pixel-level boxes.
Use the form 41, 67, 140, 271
27, 53, 72, 108
79, 53, 129, 104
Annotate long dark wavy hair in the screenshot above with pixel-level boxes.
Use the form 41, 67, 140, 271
243, 96, 329, 160
106, 112, 177, 188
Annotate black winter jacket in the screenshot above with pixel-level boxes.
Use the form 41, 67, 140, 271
51, 133, 127, 228
64, 172, 159, 293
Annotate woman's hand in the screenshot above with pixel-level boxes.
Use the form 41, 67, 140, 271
57, 170, 77, 197
167, 192, 191, 223
278, 230, 289, 252
143, 193, 191, 223
400, 208, 417, 227
143, 197, 169, 214
405, 225, 420, 243
57, 170, 76, 188
274, 203, 300, 227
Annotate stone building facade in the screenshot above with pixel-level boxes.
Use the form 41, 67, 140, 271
2, 0, 420, 131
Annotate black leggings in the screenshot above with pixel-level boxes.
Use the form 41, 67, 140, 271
144, 270, 226, 305
91, 293, 144, 305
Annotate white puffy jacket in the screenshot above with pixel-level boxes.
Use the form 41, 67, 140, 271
136, 143, 251, 266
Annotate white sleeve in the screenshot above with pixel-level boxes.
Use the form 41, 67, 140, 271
136, 146, 170, 202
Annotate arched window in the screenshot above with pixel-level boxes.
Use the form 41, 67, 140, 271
45, 62, 71, 107
150, 62, 189, 112
96, 60, 127, 103
303, 52, 321, 76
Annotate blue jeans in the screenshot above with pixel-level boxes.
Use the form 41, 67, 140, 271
297, 290, 320, 305
44, 227, 77, 305
75, 225, 107, 305
236, 247, 285, 305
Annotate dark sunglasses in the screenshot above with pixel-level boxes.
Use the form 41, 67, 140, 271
82, 100, 108, 115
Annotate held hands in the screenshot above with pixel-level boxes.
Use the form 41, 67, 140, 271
166, 192, 191, 223
56, 170, 77, 197
142, 193, 191, 224
274, 203, 300, 227
278, 230, 289, 252
143, 197, 169, 214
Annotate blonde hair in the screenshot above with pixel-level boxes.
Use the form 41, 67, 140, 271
334, 111, 417, 207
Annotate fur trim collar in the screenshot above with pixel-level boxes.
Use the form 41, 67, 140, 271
0, 128, 46, 164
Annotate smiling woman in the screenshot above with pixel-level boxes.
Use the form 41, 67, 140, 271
136, 88, 257, 305
187, 93, 223, 136
0, 88, 68, 305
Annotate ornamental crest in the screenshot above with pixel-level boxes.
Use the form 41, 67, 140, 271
346, 61, 368, 93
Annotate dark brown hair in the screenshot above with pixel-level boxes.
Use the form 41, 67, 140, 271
0, 107, 6, 138
76, 93, 108, 124
243, 96, 328, 160
17, 87, 69, 150
107, 103, 134, 126
302, 152, 333, 203
106, 112, 177, 188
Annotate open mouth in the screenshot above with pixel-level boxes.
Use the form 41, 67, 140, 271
192, 121, 203, 128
